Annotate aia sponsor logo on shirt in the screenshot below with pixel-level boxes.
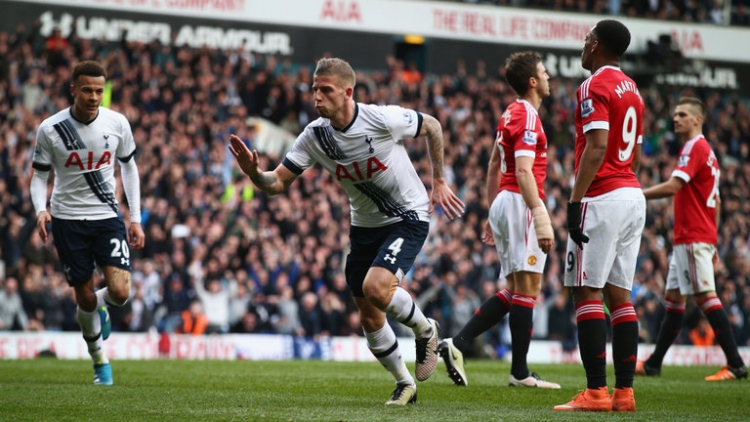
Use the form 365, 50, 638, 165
335, 157, 388, 182
522, 130, 538, 146
65, 151, 112, 170
580, 99, 594, 118
678, 155, 690, 167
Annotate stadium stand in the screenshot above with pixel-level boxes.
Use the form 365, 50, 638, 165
0, 5, 748, 359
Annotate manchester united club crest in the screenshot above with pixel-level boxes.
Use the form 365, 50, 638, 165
528, 256, 537, 266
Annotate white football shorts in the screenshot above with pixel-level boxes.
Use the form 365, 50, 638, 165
564, 187, 646, 290
666, 242, 716, 295
489, 190, 547, 277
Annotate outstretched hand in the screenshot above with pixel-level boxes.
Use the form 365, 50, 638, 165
228, 134, 261, 177
430, 178, 465, 221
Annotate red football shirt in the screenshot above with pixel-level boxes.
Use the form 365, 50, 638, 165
672, 135, 719, 245
574, 66, 643, 196
496, 99, 547, 201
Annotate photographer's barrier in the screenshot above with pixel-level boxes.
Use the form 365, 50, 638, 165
1, 332, 749, 365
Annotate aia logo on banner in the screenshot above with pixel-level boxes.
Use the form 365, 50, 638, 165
580, 98, 594, 118
678, 155, 690, 167
522, 130, 538, 146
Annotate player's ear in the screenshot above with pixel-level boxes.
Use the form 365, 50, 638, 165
591, 39, 599, 54
345, 86, 354, 98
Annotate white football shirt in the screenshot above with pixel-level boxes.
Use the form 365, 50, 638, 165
283, 103, 430, 228
32, 107, 136, 220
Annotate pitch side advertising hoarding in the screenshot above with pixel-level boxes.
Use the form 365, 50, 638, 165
1, 1, 748, 99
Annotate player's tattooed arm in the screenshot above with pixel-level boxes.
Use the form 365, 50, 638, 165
419, 114, 445, 180
418, 113, 465, 220
250, 171, 285, 193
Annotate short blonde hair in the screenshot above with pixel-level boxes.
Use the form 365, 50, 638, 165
314, 58, 356, 88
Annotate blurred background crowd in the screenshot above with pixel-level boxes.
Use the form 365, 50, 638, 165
0, 6, 748, 359
448, 0, 750, 26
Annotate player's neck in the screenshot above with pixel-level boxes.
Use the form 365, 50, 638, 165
70, 103, 98, 123
679, 131, 702, 143
331, 100, 355, 130
590, 58, 619, 74
523, 92, 542, 110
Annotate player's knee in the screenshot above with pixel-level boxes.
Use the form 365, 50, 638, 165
362, 282, 389, 309
75, 288, 98, 312
109, 287, 130, 306
693, 290, 715, 303
665, 289, 685, 302
107, 276, 132, 306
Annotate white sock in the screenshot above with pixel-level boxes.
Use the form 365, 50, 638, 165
384, 287, 432, 338
95, 287, 112, 309
77, 307, 109, 365
365, 324, 414, 386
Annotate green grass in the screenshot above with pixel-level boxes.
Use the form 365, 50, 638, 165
1, 359, 748, 421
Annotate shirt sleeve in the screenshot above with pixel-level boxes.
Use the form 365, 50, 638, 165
116, 115, 137, 160
511, 110, 541, 159
580, 79, 610, 134
283, 131, 314, 174
31, 124, 53, 169
380, 105, 422, 141
672, 142, 705, 183
30, 125, 52, 215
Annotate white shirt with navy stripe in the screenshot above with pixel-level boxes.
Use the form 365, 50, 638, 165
284, 103, 430, 228
32, 107, 135, 220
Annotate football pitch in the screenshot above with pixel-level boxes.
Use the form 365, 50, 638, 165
1, 359, 747, 421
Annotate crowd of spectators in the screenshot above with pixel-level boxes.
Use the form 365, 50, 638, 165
0, 20, 749, 358
447, 0, 750, 26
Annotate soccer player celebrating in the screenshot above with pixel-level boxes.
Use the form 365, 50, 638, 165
438, 51, 559, 390
31, 60, 145, 385
555, 20, 645, 412
636, 97, 748, 381
228, 57, 465, 405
